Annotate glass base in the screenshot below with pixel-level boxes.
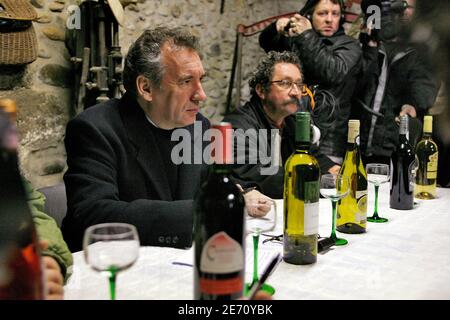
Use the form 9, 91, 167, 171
335, 238, 348, 246
367, 215, 388, 223
245, 282, 275, 296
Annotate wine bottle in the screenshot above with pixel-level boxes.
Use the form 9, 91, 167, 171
390, 115, 415, 209
415, 115, 438, 199
0, 102, 45, 300
337, 120, 367, 234
193, 122, 246, 300
283, 112, 320, 265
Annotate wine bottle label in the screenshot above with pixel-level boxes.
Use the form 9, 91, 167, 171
200, 231, 244, 274
355, 191, 367, 223
304, 202, 319, 235
427, 152, 438, 179
199, 277, 243, 296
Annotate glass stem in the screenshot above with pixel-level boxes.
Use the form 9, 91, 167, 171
331, 200, 337, 240
373, 184, 380, 218
252, 233, 259, 284
108, 268, 117, 300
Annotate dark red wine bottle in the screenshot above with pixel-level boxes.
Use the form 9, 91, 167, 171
194, 122, 245, 300
390, 115, 415, 210
0, 101, 44, 300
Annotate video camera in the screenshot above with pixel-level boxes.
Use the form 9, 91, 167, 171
361, 0, 409, 42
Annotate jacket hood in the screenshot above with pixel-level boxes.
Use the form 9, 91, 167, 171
299, 0, 345, 16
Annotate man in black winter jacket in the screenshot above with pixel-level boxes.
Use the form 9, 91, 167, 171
355, 0, 439, 164
259, 0, 362, 165
223, 51, 338, 199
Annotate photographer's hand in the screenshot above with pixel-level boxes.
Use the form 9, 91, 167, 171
276, 18, 291, 34
286, 14, 312, 37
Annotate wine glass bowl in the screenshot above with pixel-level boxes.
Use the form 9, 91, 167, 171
83, 223, 140, 300
366, 163, 390, 223
320, 174, 350, 246
244, 199, 276, 296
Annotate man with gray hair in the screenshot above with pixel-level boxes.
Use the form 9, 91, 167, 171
62, 27, 210, 252
223, 51, 338, 199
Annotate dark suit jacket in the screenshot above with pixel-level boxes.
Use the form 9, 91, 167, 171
62, 93, 210, 252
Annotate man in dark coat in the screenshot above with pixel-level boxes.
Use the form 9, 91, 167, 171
355, 0, 439, 164
259, 0, 362, 165
62, 27, 210, 252
223, 51, 338, 199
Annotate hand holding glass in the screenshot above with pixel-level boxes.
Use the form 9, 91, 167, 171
83, 223, 140, 300
320, 174, 350, 246
244, 198, 277, 296
366, 163, 390, 223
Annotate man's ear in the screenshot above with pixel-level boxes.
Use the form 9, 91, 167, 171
255, 83, 266, 100
136, 75, 153, 102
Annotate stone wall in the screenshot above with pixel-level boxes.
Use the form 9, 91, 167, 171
0, 0, 304, 188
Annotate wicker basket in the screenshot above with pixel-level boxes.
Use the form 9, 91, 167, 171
0, 0, 38, 65
0, 0, 38, 21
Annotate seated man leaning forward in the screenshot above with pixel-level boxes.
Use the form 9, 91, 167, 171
62, 27, 269, 252
223, 51, 339, 199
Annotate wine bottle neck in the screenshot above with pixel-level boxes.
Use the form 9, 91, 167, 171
210, 163, 231, 175
399, 133, 409, 143
295, 141, 310, 153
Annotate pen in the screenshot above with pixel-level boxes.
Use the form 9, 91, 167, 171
247, 253, 282, 300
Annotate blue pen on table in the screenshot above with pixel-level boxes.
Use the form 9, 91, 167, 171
247, 253, 282, 300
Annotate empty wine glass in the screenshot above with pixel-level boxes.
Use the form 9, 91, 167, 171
244, 198, 277, 296
83, 223, 140, 300
366, 163, 390, 223
320, 174, 350, 246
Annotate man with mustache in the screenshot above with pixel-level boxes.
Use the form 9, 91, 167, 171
223, 51, 338, 199
259, 0, 362, 168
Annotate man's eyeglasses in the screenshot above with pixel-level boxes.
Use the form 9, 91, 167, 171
270, 79, 307, 94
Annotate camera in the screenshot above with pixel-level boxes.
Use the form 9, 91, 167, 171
361, 0, 409, 42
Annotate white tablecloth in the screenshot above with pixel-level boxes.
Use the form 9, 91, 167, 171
65, 185, 450, 300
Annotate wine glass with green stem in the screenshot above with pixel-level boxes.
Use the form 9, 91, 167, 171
244, 198, 277, 296
83, 223, 140, 300
366, 163, 390, 223
320, 174, 350, 246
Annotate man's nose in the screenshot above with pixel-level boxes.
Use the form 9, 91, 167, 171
193, 83, 207, 101
289, 84, 302, 98
325, 13, 333, 22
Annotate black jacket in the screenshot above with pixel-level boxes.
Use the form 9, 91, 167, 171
260, 24, 362, 159
223, 96, 335, 199
353, 42, 439, 158
62, 93, 210, 252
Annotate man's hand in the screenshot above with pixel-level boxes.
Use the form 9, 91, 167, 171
39, 240, 64, 300
43, 256, 64, 300
285, 14, 312, 37
276, 17, 291, 34
396, 104, 417, 123
244, 190, 273, 218
328, 165, 341, 175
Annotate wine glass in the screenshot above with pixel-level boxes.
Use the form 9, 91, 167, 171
319, 174, 350, 246
83, 223, 140, 300
244, 198, 277, 296
366, 163, 390, 223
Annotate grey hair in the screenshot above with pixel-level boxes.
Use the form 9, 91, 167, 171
122, 27, 200, 97
249, 51, 303, 96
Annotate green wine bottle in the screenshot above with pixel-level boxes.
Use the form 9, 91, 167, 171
415, 115, 438, 199
283, 112, 320, 265
337, 120, 367, 234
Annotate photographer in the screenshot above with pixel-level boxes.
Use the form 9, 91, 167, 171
259, 0, 362, 166
355, 0, 439, 164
